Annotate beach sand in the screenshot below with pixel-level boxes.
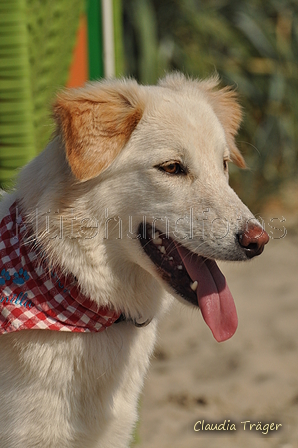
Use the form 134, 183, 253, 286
139, 221, 298, 448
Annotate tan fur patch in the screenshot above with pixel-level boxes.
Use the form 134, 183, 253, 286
54, 80, 145, 181
202, 82, 246, 168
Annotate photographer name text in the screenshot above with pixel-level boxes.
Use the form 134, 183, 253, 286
194, 419, 282, 435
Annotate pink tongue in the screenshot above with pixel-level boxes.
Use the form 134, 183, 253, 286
176, 245, 238, 342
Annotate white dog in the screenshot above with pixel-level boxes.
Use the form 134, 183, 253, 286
0, 73, 268, 447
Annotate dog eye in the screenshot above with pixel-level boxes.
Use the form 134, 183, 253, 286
159, 162, 185, 175
223, 159, 229, 172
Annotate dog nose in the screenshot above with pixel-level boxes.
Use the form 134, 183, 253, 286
237, 224, 269, 258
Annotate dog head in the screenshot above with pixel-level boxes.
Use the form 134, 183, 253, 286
52, 73, 269, 341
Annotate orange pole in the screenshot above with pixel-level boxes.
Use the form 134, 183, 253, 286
67, 15, 88, 88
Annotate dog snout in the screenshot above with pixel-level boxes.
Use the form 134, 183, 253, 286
237, 224, 269, 259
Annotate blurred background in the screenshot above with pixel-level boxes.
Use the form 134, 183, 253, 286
1, 2, 298, 448
1, 0, 298, 214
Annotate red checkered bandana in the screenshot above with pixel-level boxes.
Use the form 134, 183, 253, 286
0, 202, 121, 334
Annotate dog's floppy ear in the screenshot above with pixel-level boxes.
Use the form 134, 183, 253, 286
200, 78, 246, 168
54, 80, 145, 181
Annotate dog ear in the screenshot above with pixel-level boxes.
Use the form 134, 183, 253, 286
54, 80, 145, 181
200, 78, 246, 168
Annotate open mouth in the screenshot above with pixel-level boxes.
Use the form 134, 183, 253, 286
139, 223, 238, 342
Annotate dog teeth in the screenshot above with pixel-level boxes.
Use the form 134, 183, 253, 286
177, 265, 183, 270
159, 245, 166, 254
153, 237, 162, 245
190, 281, 198, 291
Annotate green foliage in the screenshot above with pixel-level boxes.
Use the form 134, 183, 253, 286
123, 0, 298, 209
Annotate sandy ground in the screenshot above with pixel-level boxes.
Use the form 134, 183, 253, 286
139, 220, 298, 448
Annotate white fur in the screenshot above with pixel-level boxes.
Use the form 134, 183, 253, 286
0, 74, 260, 447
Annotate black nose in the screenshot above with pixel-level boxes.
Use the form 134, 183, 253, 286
237, 224, 269, 259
